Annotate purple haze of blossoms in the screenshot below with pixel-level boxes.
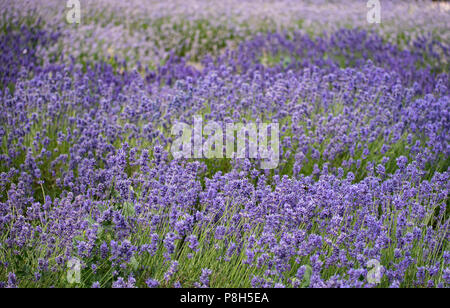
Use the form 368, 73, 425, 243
0, 0, 448, 289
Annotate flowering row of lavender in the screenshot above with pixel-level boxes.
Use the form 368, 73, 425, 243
4, 0, 450, 68
0, 1, 449, 288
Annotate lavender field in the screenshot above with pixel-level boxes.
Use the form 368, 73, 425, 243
0, 0, 449, 288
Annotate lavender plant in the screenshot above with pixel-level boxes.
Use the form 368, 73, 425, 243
0, 0, 448, 288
